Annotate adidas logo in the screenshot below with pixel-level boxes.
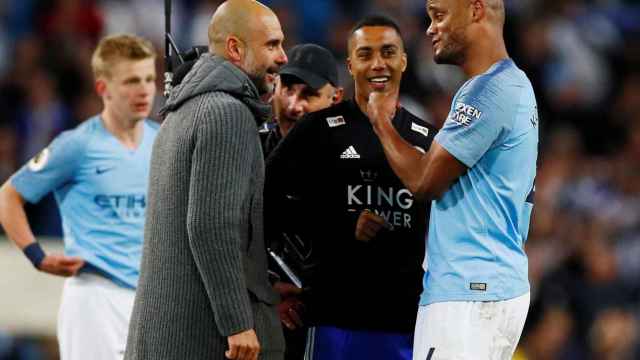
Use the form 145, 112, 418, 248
340, 146, 360, 159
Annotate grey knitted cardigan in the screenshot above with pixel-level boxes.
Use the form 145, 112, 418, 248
125, 54, 284, 359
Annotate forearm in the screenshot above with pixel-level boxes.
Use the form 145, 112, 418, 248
0, 181, 36, 249
373, 120, 428, 196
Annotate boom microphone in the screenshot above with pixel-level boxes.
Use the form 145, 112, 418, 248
164, 0, 206, 97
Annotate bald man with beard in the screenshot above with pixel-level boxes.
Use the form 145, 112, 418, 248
366, 1, 538, 359
124, 1, 287, 360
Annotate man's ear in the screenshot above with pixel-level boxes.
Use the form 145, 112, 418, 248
401, 52, 408, 73
332, 87, 344, 104
226, 35, 244, 63
95, 79, 108, 98
471, 0, 485, 22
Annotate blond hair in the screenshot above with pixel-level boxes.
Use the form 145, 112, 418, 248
91, 34, 156, 79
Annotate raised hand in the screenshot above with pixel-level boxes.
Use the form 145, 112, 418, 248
366, 92, 399, 127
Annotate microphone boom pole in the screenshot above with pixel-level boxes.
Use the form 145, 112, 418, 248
164, 0, 183, 97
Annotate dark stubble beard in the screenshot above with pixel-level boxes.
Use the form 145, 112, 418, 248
243, 49, 273, 95
248, 72, 271, 95
434, 27, 467, 66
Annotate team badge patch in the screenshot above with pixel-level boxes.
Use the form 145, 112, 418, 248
326, 116, 346, 128
411, 122, 430, 137
28, 148, 50, 172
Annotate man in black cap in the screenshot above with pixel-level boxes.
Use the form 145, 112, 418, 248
262, 43, 342, 360
261, 44, 343, 157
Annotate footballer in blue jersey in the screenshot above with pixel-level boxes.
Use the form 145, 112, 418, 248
367, 1, 537, 359
0, 34, 158, 360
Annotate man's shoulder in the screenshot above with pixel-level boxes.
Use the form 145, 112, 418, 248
52, 116, 100, 150
182, 91, 256, 128
144, 118, 161, 132
301, 101, 352, 129
71, 115, 101, 134
306, 101, 348, 119
465, 60, 532, 99
395, 107, 436, 148
398, 108, 437, 132
195, 90, 246, 107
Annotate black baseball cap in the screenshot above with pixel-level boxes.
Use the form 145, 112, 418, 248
279, 44, 339, 90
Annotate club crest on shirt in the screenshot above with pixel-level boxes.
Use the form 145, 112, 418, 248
360, 169, 378, 183
326, 116, 346, 128
451, 102, 482, 127
28, 148, 50, 172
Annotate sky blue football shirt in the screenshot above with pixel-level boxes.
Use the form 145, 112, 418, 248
12, 116, 159, 289
421, 59, 539, 305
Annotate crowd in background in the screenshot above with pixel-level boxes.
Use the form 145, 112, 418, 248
1, 0, 640, 359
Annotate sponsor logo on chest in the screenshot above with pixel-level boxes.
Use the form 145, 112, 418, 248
340, 145, 360, 159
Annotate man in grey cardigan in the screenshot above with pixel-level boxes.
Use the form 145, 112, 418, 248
124, 1, 288, 359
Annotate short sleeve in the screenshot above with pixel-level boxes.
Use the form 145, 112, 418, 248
434, 79, 506, 168
11, 130, 85, 203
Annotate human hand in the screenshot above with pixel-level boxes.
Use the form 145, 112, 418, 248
274, 282, 305, 330
274, 281, 302, 298
39, 254, 84, 277
355, 209, 392, 242
366, 92, 399, 128
278, 297, 305, 330
226, 329, 260, 360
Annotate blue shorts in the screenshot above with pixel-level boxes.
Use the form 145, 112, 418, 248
305, 326, 413, 360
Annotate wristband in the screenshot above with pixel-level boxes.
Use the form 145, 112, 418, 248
23, 242, 46, 269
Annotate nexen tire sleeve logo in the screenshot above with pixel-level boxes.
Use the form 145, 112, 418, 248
451, 102, 482, 126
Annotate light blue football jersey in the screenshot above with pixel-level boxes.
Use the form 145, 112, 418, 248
421, 59, 538, 305
12, 116, 159, 289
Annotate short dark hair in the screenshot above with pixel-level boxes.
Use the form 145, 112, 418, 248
350, 14, 402, 39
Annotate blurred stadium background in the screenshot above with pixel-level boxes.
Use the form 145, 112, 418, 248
1, 0, 639, 359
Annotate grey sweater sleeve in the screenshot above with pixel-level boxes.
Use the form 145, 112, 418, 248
187, 94, 256, 336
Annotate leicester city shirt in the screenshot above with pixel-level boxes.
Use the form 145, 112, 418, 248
421, 59, 539, 305
12, 116, 159, 289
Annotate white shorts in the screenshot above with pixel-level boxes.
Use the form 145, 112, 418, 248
57, 272, 135, 360
413, 292, 530, 360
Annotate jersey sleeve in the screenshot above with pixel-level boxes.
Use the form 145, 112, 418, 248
400, 112, 437, 153
11, 130, 85, 203
434, 78, 508, 168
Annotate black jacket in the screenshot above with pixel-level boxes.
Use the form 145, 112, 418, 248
264, 99, 436, 332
